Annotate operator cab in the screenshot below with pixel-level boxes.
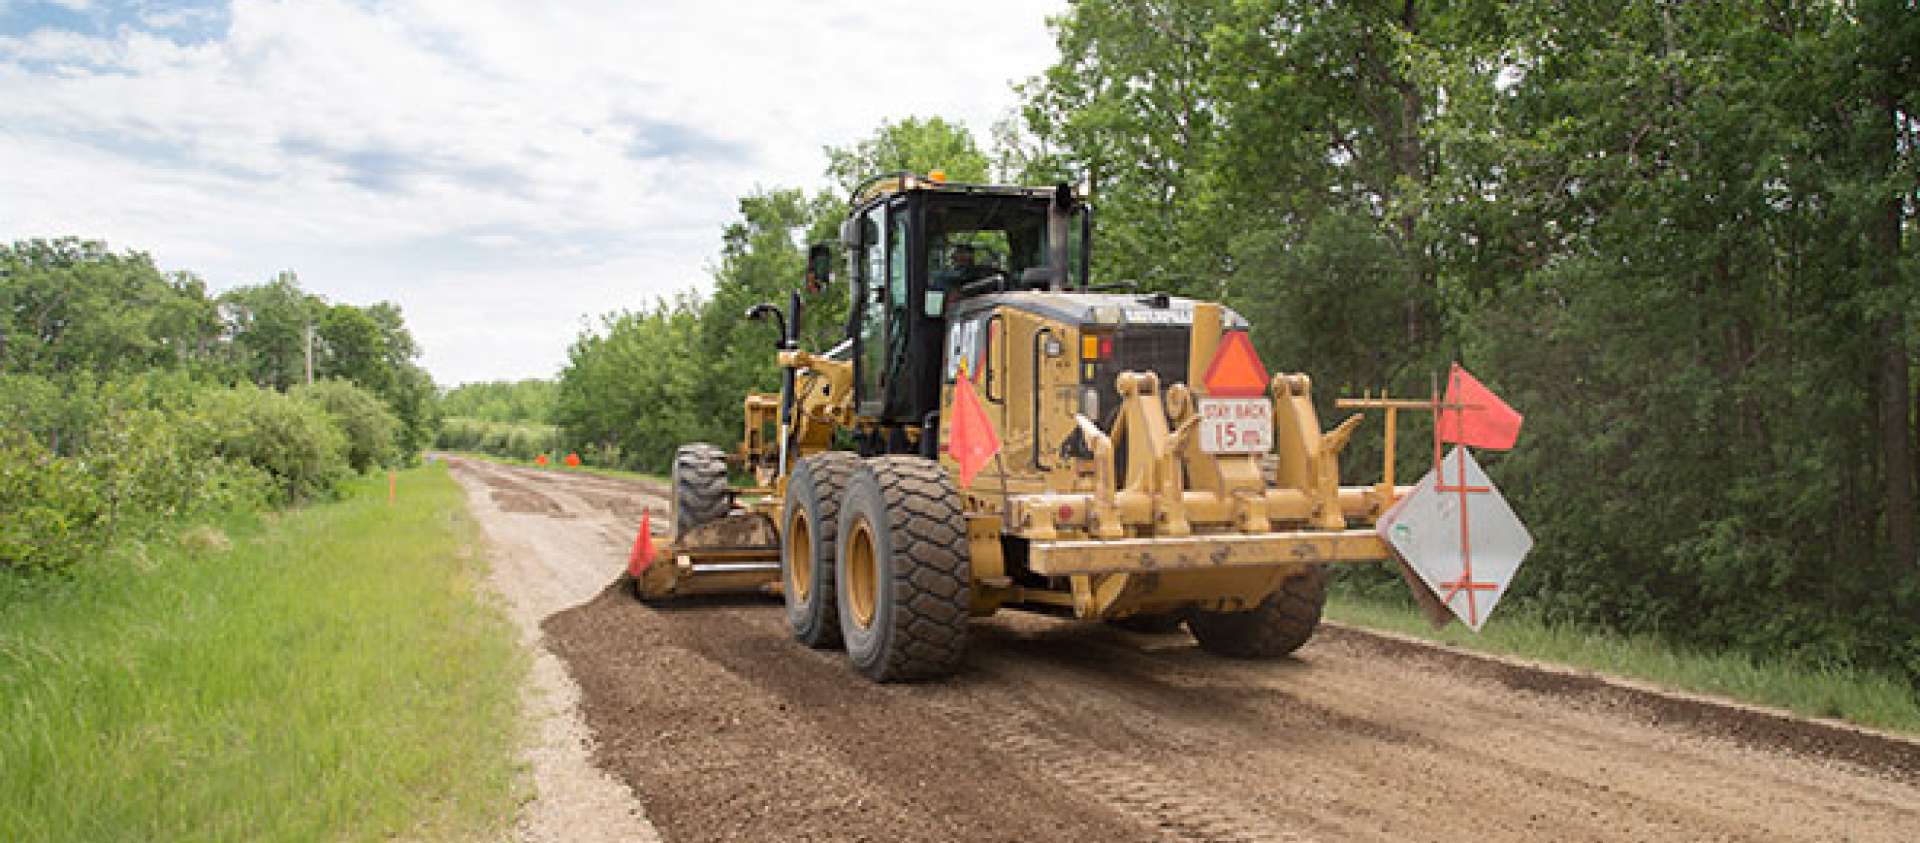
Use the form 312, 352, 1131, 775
839, 175, 1089, 453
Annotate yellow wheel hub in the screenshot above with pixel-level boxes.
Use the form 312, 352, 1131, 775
846, 519, 879, 630
787, 510, 812, 602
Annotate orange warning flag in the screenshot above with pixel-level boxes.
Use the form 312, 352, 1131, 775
564, 452, 581, 467
1201, 331, 1271, 397
534, 454, 548, 467
628, 510, 656, 576
1439, 364, 1523, 450
946, 367, 1000, 489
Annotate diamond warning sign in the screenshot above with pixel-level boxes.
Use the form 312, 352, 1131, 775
1377, 446, 1532, 631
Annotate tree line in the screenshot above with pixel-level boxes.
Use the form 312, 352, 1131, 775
1, 237, 436, 572
553, 2, 1918, 682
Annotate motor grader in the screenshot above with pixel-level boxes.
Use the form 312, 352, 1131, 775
633, 172, 1497, 682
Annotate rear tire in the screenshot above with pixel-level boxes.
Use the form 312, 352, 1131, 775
835, 457, 971, 681
782, 452, 860, 648
671, 443, 730, 537
1187, 566, 1329, 658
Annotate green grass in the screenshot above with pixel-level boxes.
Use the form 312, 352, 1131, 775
0, 464, 526, 842
1326, 593, 1920, 735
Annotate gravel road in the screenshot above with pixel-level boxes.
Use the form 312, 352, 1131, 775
449, 455, 666, 843
449, 455, 1920, 843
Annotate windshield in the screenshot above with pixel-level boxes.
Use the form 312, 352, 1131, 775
923, 196, 1086, 315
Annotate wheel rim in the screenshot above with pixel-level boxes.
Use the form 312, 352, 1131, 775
787, 509, 812, 602
846, 518, 879, 630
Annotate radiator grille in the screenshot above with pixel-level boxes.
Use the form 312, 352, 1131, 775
1090, 324, 1191, 428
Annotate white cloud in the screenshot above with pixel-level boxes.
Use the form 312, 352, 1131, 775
0, 0, 1066, 384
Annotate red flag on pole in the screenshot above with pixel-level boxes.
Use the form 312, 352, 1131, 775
945, 367, 1000, 489
1439, 364, 1523, 450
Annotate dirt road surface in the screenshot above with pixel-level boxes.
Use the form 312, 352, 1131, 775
450, 456, 1920, 843
449, 455, 665, 843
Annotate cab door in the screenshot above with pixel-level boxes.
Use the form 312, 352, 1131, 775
854, 202, 891, 417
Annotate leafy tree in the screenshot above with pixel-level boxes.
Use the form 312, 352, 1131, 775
825, 116, 991, 194
0, 238, 225, 377
220, 272, 322, 392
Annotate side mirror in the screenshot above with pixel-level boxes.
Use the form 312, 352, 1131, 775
804, 243, 832, 294
840, 214, 864, 249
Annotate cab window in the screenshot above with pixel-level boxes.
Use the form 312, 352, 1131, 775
856, 204, 886, 410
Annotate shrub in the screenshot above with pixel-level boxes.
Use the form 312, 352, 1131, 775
0, 431, 105, 572
192, 385, 348, 504
293, 379, 400, 472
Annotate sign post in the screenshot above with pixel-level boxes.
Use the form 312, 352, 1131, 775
1372, 364, 1533, 630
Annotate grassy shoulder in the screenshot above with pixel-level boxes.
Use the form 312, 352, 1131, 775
1326, 593, 1920, 736
0, 464, 525, 842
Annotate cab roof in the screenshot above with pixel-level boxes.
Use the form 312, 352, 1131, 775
851, 172, 1079, 208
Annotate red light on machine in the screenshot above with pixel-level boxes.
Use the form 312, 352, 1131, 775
1099, 336, 1113, 357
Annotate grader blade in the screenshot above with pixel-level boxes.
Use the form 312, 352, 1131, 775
631, 511, 781, 600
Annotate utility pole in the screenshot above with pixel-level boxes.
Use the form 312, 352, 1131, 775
304, 323, 314, 386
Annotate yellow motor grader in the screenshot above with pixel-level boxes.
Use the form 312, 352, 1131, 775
633, 172, 1483, 681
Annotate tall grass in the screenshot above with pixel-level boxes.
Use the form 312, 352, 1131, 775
1326, 594, 1920, 735
0, 465, 525, 842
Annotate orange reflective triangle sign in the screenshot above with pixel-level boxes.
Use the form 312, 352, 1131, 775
1201, 331, 1270, 397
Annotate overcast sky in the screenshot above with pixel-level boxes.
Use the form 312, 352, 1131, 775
0, 0, 1067, 385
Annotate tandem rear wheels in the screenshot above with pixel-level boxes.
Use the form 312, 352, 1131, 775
781, 452, 860, 648
780, 455, 972, 682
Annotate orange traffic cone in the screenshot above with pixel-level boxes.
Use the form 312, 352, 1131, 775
627, 510, 656, 576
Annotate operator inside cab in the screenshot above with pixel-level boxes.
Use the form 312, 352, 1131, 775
927, 242, 1002, 316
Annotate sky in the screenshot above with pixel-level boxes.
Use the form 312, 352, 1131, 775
0, 0, 1068, 385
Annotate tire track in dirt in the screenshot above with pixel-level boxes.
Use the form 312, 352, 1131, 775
457, 456, 1920, 843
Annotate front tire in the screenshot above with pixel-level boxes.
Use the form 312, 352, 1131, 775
671, 443, 730, 537
835, 457, 971, 681
782, 452, 860, 648
1187, 566, 1329, 658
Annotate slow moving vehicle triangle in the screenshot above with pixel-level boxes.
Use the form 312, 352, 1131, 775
1201, 331, 1270, 397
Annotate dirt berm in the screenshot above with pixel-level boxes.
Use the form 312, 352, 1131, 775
456, 456, 1920, 843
